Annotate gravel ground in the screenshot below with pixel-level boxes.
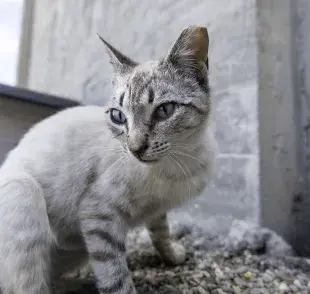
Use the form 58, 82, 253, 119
61, 224, 310, 294
127, 236, 310, 294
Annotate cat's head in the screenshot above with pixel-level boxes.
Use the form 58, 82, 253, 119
99, 26, 211, 163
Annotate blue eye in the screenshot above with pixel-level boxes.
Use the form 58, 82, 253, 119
110, 109, 127, 125
154, 103, 176, 120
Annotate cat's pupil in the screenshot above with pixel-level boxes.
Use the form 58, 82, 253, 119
159, 106, 167, 117
111, 109, 126, 124
155, 103, 175, 120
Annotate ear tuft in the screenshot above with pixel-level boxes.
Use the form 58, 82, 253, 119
167, 26, 209, 71
97, 33, 138, 74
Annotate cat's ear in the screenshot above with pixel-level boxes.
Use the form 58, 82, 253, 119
97, 34, 138, 74
166, 26, 209, 72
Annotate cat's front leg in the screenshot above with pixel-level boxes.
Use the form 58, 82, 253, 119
80, 207, 136, 294
147, 214, 186, 266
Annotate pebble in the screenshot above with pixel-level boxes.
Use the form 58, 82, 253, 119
211, 289, 227, 294
242, 271, 255, 279
233, 286, 241, 294
250, 288, 269, 294
234, 277, 245, 286
262, 272, 274, 283
196, 286, 208, 294
293, 279, 303, 289
278, 282, 289, 292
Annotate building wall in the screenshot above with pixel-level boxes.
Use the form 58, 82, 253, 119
0, 96, 57, 164
256, 0, 310, 255
292, 0, 310, 255
23, 0, 259, 229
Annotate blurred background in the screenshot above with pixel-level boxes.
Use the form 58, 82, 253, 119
0, 0, 23, 85
0, 0, 309, 256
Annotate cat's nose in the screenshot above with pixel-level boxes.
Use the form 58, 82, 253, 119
129, 142, 149, 159
127, 131, 148, 158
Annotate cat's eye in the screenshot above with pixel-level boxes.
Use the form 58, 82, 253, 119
154, 103, 176, 121
110, 108, 127, 125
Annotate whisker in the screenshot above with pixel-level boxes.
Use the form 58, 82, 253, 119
105, 156, 125, 173
170, 153, 192, 178
167, 154, 191, 201
173, 124, 204, 142
162, 155, 170, 171
172, 144, 197, 152
160, 155, 180, 207
172, 143, 197, 147
171, 150, 208, 168
100, 148, 126, 154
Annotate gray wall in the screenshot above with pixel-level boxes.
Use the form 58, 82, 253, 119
294, 0, 310, 255
0, 96, 57, 164
23, 0, 259, 229
257, 0, 299, 248
290, 0, 310, 255
257, 0, 310, 256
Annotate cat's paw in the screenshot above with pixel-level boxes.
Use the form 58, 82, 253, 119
161, 242, 186, 266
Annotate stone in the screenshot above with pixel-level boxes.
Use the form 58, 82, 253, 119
224, 220, 294, 256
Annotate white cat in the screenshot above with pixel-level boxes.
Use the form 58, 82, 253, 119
0, 26, 216, 294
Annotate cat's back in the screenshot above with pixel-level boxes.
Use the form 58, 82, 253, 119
0, 105, 111, 176
19, 105, 109, 144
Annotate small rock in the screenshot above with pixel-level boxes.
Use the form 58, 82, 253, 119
290, 285, 298, 292
214, 268, 225, 279
250, 288, 269, 294
196, 286, 208, 294
293, 279, 303, 289
234, 277, 245, 286
233, 286, 241, 294
206, 284, 217, 290
242, 271, 255, 280
262, 272, 274, 283
224, 220, 294, 256
278, 282, 289, 292
211, 289, 228, 294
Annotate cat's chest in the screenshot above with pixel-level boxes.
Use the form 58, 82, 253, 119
125, 167, 208, 225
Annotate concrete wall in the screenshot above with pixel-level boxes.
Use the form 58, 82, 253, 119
20, 0, 259, 229
0, 95, 57, 164
257, 0, 299, 249
257, 0, 310, 256
293, 0, 310, 256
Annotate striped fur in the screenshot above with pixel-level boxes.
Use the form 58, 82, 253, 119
0, 26, 217, 294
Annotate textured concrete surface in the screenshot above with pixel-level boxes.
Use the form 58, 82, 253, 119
293, 0, 310, 256
23, 0, 259, 229
257, 0, 310, 256
257, 0, 298, 248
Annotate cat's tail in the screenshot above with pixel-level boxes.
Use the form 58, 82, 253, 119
0, 172, 55, 294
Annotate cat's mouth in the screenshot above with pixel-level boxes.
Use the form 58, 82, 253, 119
130, 152, 161, 164
133, 154, 160, 164
139, 157, 160, 164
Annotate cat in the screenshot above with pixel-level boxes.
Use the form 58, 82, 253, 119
0, 26, 216, 294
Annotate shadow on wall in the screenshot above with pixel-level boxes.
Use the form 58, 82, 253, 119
0, 84, 80, 164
